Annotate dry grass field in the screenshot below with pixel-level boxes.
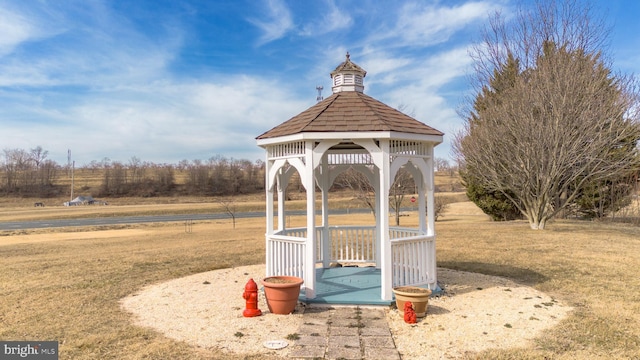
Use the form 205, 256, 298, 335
1, 194, 640, 359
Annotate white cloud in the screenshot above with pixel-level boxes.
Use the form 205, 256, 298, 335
0, 74, 309, 165
398, 1, 493, 45
323, 1, 352, 32
357, 50, 413, 87
0, 7, 33, 56
248, 0, 294, 45
359, 46, 473, 96
0, 4, 70, 58
0, 44, 175, 88
300, 0, 352, 36
368, 1, 499, 48
0, 2, 182, 88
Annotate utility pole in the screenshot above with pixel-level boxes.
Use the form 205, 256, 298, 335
70, 161, 75, 201
69, 149, 75, 201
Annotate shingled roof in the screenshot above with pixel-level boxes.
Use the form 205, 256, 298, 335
256, 91, 443, 139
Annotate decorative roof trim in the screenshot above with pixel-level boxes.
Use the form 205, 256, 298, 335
256, 131, 443, 147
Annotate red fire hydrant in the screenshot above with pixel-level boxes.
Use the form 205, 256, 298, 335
404, 301, 417, 324
242, 278, 262, 317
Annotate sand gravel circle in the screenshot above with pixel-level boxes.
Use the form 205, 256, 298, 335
120, 265, 571, 359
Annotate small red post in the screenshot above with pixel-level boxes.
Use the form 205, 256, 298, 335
242, 278, 262, 317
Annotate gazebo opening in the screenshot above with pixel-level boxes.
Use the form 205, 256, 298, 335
256, 54, 444, 303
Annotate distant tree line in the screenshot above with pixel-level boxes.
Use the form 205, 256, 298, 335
0, 147, 265, 198
1, 147, 59, 196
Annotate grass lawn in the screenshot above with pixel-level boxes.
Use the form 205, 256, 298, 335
1, 203, 639, 359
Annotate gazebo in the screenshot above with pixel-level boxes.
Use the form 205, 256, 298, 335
256, 54, 443, 302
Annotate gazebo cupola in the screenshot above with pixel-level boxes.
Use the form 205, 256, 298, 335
330, 52, 366, 93
256, 53, 444, 303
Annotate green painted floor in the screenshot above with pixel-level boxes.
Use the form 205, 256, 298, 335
299, 267, 394, 306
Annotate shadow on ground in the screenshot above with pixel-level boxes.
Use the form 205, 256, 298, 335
438, 261, 549, 286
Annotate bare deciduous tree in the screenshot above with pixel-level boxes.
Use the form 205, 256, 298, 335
128, 156, 143, 185
335, 166, 418, 225
334, 167, 376, 216
217, 197, 238, 229
29, 146, 48, 169
390, 168, 414, 226
455, 0, 640, 229
434, 158, 450, 172
432, 195, 451, 222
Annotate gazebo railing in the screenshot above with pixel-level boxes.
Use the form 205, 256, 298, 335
266, 234, 305, 278
390, 229, 435, 287
325, 226, 376, 263
268, 225, 435, 287
272, 226, 376, 265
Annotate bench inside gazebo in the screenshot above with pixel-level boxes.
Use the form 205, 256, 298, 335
256, 53, 443, 304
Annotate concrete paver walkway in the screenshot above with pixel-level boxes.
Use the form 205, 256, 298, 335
288, 306, 400, 360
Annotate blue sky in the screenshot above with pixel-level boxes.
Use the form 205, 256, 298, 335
1, 0, 639, 166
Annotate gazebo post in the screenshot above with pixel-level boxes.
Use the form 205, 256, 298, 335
265, 156, 274, 276
277, 171, 285, 232
304, 141, 316, 299
320, 154, 331, 268
426, 147, 438, 290
374, 171, 381, 270
418, 167, 427, 233
426, 147, 435, 236
379, 140, 393, 301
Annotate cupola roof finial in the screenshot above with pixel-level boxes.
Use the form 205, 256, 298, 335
330, 52, 366, 94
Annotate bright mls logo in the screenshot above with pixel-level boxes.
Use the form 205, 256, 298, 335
1, 341, 58, 359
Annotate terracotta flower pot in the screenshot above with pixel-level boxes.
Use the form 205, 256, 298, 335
261, 276, 303, 315
393, 286, 432, 318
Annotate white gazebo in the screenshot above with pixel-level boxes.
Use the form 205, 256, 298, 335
256, 53, 444, 301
